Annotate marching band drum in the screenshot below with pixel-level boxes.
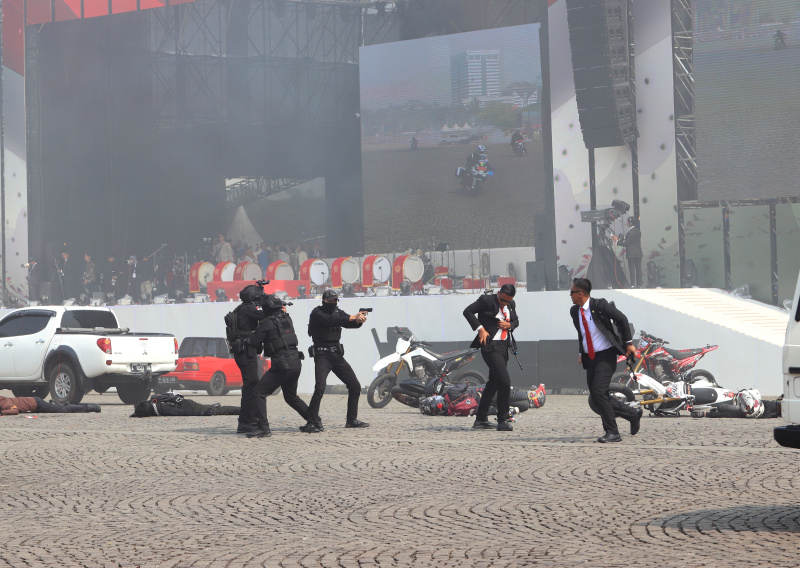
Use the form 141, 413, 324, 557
391, 255, 425, 289
331, 257, 361, 288
233, 261, 263, 281
189, 261, 215, 293
362, 255, 392, 287
213, 261, 237, 282
266, 260, 295, 281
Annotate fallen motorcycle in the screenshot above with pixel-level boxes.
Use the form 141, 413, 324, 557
366, 326, 485, 408
614, 330, 719, 387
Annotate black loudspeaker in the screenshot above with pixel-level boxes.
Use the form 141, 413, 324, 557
526, 261, 546, 291
566, 0, 637, 148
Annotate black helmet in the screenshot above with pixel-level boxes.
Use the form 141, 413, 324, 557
239, 284, 264, 304
260, 294, 284, 311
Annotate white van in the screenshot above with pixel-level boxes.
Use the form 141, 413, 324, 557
776, 276, 800, 448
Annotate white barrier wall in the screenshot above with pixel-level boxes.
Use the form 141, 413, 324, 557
0, 289, 785, 395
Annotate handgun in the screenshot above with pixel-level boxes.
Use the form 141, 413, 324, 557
359, 308, 373, 313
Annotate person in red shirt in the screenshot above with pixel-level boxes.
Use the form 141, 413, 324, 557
0, 395, 100, 416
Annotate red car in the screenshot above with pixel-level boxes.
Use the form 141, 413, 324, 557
155, 337, 270, 396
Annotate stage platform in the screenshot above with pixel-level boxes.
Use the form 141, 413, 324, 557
0, 288, 788, 395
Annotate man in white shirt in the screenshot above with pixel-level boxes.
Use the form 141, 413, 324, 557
569, 277, 642, 443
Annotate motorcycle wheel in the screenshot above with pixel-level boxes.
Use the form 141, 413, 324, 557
448, 369, 486, 387
609, 383, 635, 403
687, 369, 719, 387
367, 373, 396, 409
611, 371, 637, 390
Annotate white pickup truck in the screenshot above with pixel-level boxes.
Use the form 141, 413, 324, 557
0, 306, 178, 404
776, 275, 800, 449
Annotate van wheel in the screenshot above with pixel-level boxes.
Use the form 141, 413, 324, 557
12, 385, 50, 398
117, 384, 152, 405
49, 363, 85, 404
207, 372, 227, 396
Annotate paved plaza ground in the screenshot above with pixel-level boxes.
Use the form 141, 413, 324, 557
1, 392, 798, 567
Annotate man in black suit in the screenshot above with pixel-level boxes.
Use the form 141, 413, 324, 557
463, 283, 519, 431
613, 217, 643, 288
569, 277, 642, 443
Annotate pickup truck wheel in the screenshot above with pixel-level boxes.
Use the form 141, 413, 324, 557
49, 363, 85, 404
117, 384, 152, 405
12, 385, 50, 398
207, 372, 227, 396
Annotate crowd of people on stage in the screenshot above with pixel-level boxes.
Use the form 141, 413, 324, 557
24, 236, 325, 306
209, 234, 324, 276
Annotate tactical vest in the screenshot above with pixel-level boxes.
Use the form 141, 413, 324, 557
308, 306, 342, 345
263, 313, 299, 357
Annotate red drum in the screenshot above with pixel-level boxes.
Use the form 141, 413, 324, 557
362, 255, 391, 287
213, 261, 236, 282
189, 262, 214, 293
434, 277, 453, 290
266, 261, 294, 281
299, 259, 315, 282
234, 261, 263, 281
434, 266, 449, 276
331, 257, 360, 288
391, 255, 425, 289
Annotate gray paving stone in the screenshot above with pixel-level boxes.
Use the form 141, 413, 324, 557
0, 392, 797, 567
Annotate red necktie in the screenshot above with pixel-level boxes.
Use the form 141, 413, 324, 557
580, 308, 595, 360
501, 307, 509, 340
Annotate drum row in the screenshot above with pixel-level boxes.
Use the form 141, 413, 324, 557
189, 255, 428, 293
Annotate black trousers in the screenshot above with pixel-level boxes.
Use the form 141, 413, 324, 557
234, 351, 260, 425
252, 355, 309, 426
33, 397, 92, 413
309, 350, 361, 423
628, 257, 643, 288
585, 348, 639, 435
475, 342, 511, 422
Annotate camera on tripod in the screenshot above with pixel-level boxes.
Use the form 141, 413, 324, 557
579, 199, 630, 227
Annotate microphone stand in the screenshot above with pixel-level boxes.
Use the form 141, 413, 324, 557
53, 256, 65, 303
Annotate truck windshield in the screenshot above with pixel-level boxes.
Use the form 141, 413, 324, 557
61, 310, 118, 329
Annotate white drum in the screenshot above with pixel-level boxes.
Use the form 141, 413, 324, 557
372, 256, 392, 283
241, 262, 263, 281
198, 262, 215, 289
220, 262, 236, 281
403, 255, 425, 283
309, 260, 330, 286
340, 258, 361, 284
275, 263, 294, 280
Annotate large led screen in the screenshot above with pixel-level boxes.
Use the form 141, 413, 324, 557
695, 0, 800, 200
360, 24, 546, 253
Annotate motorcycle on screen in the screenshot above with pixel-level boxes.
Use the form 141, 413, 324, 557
455, 155, 492, 194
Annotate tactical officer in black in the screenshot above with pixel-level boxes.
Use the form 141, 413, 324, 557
228, 284, 266, 434
306, 289, 369, 432
246, 295, 311, 438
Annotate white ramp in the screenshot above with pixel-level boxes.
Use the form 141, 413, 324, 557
608, 288, 788, 395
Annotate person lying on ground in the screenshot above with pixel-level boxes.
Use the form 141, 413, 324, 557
0, 395, 100, 415
130, 393, 240, 417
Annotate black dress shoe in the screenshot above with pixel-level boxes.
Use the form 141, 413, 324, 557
314, 419, 324, 432
497, 421, 514, 432
472, 419, 494, 429
597, 432, 622, 443
345, 419, 370, 428
246, 424, 272, 438
236, 423, 259, 434
630, 407, 643, 436
299, 422, 320, 433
